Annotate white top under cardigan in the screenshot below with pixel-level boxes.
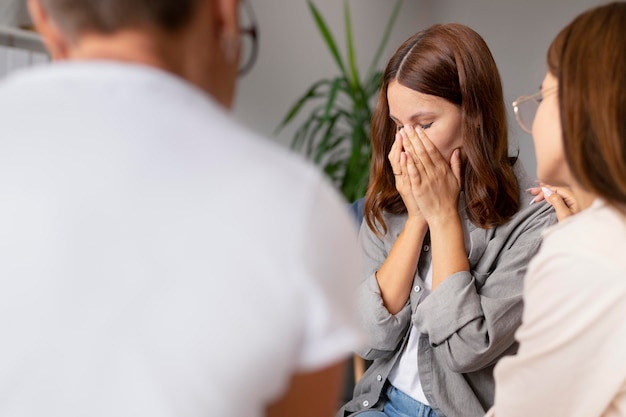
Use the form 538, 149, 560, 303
388, 215, 472, 405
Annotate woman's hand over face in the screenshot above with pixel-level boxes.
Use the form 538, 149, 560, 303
399, 125, 462, 226
388, 133, 423, 220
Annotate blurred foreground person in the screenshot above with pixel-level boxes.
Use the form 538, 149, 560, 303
0, 0, 362, 416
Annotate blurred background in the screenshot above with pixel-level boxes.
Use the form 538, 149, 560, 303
0, 0, 607, 192
233, 0, 604, 183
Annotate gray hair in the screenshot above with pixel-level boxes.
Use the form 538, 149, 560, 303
40, 0, 203, 39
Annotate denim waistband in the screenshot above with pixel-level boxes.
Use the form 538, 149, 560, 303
384, 385, 438, 417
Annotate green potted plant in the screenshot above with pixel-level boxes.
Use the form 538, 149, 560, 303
277, 0, 403, 203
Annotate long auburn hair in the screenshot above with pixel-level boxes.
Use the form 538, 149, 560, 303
548, 2, 626, 210
365, 23, 519, 235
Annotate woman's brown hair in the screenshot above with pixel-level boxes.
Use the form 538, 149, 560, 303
365, 23, 519, 235
547, 2, 626, 209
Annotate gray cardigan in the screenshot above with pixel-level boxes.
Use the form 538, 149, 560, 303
338, 162, 556, 417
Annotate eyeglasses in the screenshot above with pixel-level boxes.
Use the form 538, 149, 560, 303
238, 0, 258, 77
512, 86, 557, 134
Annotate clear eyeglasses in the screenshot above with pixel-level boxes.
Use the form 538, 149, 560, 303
512, 86, 557, 134
238, 0, 258, 77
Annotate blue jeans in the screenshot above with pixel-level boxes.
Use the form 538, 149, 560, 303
354, 385, 439, 417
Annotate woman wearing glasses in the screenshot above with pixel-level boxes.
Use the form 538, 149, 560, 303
487, 3, 626, 416
513, 82, 580, 222
338, 23, 556, 417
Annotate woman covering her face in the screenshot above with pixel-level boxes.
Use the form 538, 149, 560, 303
488, 3, 626, 416
337, 24, 556, 417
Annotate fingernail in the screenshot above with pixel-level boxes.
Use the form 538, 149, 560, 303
529, 195, 540, 205
541, 187, 553, 197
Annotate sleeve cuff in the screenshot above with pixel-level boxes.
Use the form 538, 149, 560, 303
413, 271, 483, 345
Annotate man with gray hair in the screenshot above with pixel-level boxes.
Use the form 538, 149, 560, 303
0, 1, 362, 416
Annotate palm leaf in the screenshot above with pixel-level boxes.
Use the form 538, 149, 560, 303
314, 120, 344, 164
280, 0, 402, 201
365, 0, 403, 82
343, 0, 360, 89
276, 79, 332, 133
292, 116, 317, 151
322, 77, 343, 121
307, 0, 348, 78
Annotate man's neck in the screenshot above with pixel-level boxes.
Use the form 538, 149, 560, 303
66, 28, 186, 78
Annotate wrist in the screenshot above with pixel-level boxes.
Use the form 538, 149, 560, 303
404, 214, 428, 233
427, 210, 461, 230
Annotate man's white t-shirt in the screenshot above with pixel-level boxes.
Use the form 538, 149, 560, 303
0, 62, 362, 417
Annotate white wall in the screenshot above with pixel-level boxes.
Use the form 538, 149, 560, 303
2, 0, 607, 180
233, 0, 605, 181
233, 0, 428, 147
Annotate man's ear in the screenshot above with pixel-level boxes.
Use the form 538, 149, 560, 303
217, 0, 239, 32
216, 0, 239, 61
27, 0, 69, 60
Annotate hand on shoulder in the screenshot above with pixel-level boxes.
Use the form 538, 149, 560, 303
528, 183, 579, 221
